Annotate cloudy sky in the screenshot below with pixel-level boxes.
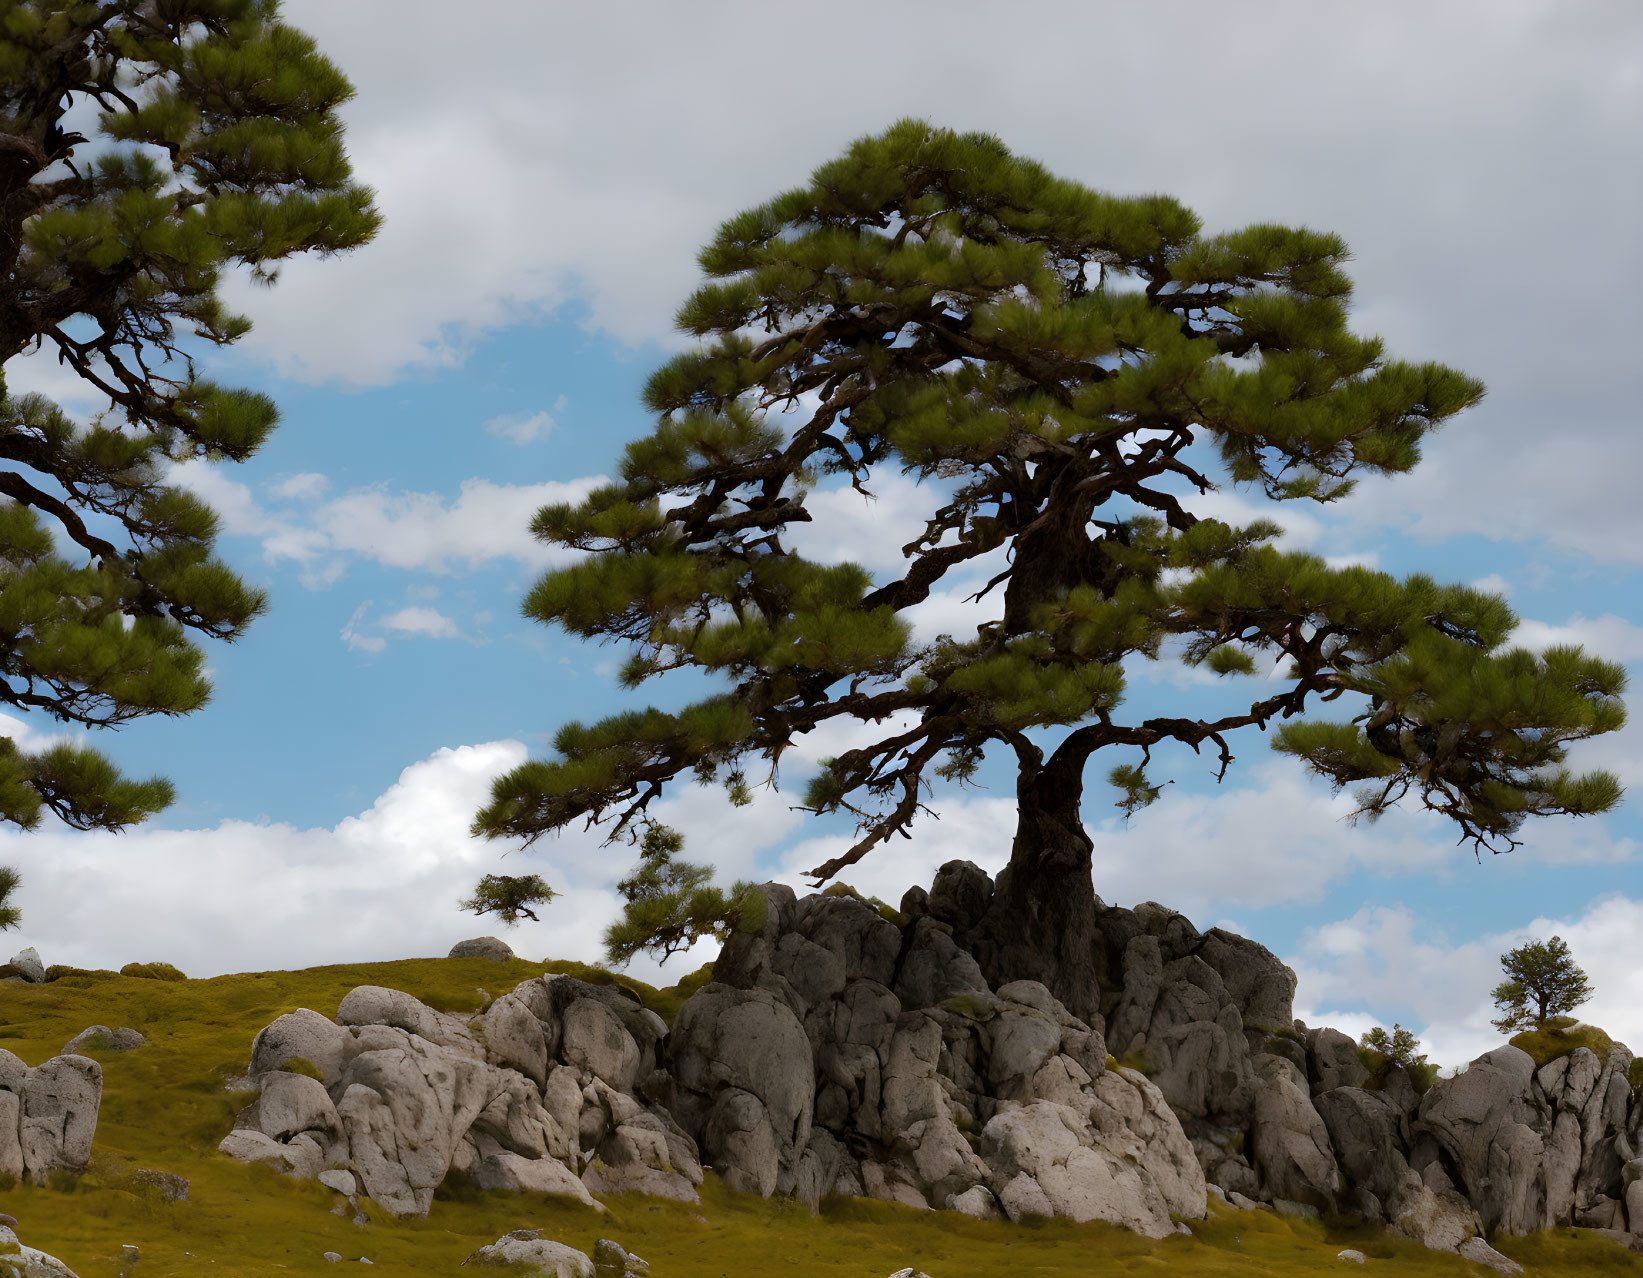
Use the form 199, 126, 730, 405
4, 1, 1641, 1071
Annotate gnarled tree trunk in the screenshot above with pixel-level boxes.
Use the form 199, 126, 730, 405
972, 756, 1101, 1021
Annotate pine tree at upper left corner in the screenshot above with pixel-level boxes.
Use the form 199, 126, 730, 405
0, 2, 380, 918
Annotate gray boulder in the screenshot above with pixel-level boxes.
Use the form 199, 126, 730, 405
449, 936, 513, 962
582, 1110, 703, 1203
893, 918, 988, 1010
1249, 1055, 1341, 1212
249, 1007, 354, 1081
1309, 1028, 1369, 1094
1195, 930, 1296, 1033
592, 1238, 649, 1278
1413, 1046, 1547, 1235
469, 1151, 600, 1208
0, 1051, 102, 1184
979, 1090, 1185, 1238
336, 986, 480, 1056
927, 860, 994, 930
5, 948, 45, 984
464, 1232, 593, 1277
61, 1026, 145, 1055
669, 982, 813, 1195
1314, 1085, 1415, 1208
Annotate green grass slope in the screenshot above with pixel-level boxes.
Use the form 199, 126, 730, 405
1, 958, 1639, 1277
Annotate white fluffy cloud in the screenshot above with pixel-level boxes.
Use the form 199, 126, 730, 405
169, 460, 605, 583
484, 396, 567, 446
0, 739, 799, 987
380, 605, 464, 640
785, 472, 938, 576
1290, 895, 1643, 1071
1511, 612, 1643, 663
0, 711, 68, 754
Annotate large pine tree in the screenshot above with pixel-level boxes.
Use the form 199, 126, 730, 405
475, 121, 1624, 1016
0, 4, 376, 855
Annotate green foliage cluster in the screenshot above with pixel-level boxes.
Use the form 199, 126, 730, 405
1491, 936, 1595, 1032
473, 119, 1624, 936
0, 864, 18, 930
1358, 1024, 1439, 1094
1359, 1023, 1423, 1066
118, 961, 186, 981
457, 873, 557, 927
0, 0, 376, 920
603, 824, 753, 966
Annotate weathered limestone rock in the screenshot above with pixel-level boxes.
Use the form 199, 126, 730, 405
0, 1051, 101, 1184
1308, 1028, 1370, 1094
1413, 1046, 1547, 1235
592, 1238, 649, 1278
981, 1099, 1185, 1235
582, 1111, 703, 1202
336, 986, 481, 1056
60, 1026, 144, 1055
449, 936, 513, 962
249, 1007, 354, 1081
927, 860, 994, 931
255, 1071, 343, 1146
1315, 1085, 1416, 1209
5, 948, 45, 984
1250, 1055, 1341, 1212
464, 1231, 593, 1277
131, 1168, 189, 1201
470, 1151, 600, 1208
1457, 1236, 1526, 1275
669, 982, 813, 1196
894, 918, 987, 1010
226, 974, 701, 1219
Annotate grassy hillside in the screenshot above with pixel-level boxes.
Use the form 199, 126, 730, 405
2, 958, 1640, 1277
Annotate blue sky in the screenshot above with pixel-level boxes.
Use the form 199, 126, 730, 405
3, 0, 1640, 1073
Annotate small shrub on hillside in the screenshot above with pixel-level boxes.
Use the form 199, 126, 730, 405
1360, 1023, 1422, 1066
1628, 1058, 1643, 1092
45, 965, 119, 982
121, 961, 185, 981
1359, 1023, 1439, 1094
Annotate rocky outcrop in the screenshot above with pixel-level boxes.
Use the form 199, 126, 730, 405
222, 975, 702, 1217
1408, 1042, 1640, 1237
667, 880, 1205, 1237
220, 865, 1643, 1261
0, 1049, 101, 1184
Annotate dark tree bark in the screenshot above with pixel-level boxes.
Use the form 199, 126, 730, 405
973, 755, 1101, 1021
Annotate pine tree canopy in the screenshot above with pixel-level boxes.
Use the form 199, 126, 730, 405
0, 0, 378, 835
474, 120, 1625, 913
1491, 935, 1595, 1032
